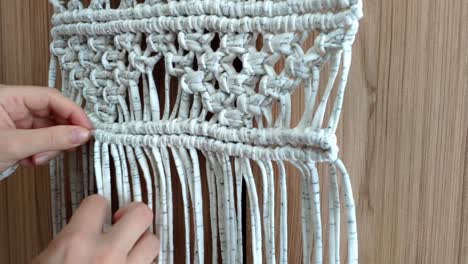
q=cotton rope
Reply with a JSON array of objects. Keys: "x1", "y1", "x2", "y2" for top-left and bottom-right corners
[{"x1": 44, "y1": 0, "x2": 362, "y2": 262}]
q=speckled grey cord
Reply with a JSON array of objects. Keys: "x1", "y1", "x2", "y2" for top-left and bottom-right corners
[{"x1": 47, "y1": 0, "x2": 362, "y2": 263}]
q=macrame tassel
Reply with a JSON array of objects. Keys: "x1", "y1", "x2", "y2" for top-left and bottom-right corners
[
  {"x1": 59, "y1": 153, "x2": 66, "y2": 229},
  {"x1": 159, "y1": 147, "x2": 174, "y2": 264},
  {"x1": 234, "y1": 158, "x2": 244, "y2": 263},
  {"x1": 328, "y1": 163, "x2": 341, "y2": 264},
  {"x1": 150, "y1": 147, "x2": 169, "y2": 264},
  {"x1": 100, "y1": 143, "x2": 113, "y2": 228},
  {"x1": 117, "y1": 144, "x2": 132, "y2": 205},
  {"x1": 170, "y1": 147, "x2": 191, "y2": 264},
  {"x1": 88, "y1": 141, "x2": 95, "y2": 195},
  {"x1": 69, "y1": 151, "x2": 78, "y2": 212},
  {"x1": 205, "y1": 152, "x2": 219, "y2": 264},
  {"x1": 242, "y1": 158, "x2": 262, "y2": 264},
  {"x1": 110, "y1": 144, "x2": 125, "y2": 207},
  {"x1": 256, "y1": 159, "x2": 276, "y2": 264},
  {"x1": 219, "y1": 153, "x2": 238, "y2": 264},
  {"x1": 292, "y1": 161, "x2": 312, "y2": 264},
  {"x1": 277, "y1": 160, "x2": 288, "y2": 264},
  {"x1": 125, "y1": 146, "x2": 143, "y2": 202},
  {"x1": 143, "y1": 147, "x2": 159, "y2": 231},
  {"x1": 93, "y1": 141, "x2": 105, "y2": 203},
  {"x1": 307, "y1": 162, "x2": 323, "y2": 264},
  {"x1": 334, "y1": 159, "x2": 358, "y2": 264},
  {"x1": 49, "y1": 159, "x2": 59, "y2": 235},
  {"x1": 207, "y1": 154, "x2": 227, "y2": 262},
  {"x1": 189, "y1": 148, "x2": 205, "y2": 263},
  {"x1": 134, "y1": 147, "x2": 154, "y2": 215},
  {"x1": 82, "y1": 144, "x2": 89, "y2": 197}
]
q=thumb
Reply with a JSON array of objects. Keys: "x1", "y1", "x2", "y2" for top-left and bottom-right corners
[{"x1": 3, "y1": 126, "x2": 91, "y2": 160}]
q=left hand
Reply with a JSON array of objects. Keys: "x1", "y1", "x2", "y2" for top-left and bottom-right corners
[{"x1": 0, "y1": 85, "x2": 93, "y2": 173}]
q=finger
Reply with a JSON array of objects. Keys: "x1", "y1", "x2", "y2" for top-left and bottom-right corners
[
  {"x1": 13, "y1": 117, "x2": 56, "y2": 130},
  {"x1": 105, "y1": 202, "x2": 153, "y2": 252},
  {"x1": 32, "y1": 117, "x2": 56, "y2": 129},
  {"x1": 19, "y1": 158, "x2": 34, "y2": 167},
  {"x1": 52, "y1": 116, "x2": 71, "y2": 126},
  {"x1": 112, "y1": 202, "x2": 140, "y2": 223},
  {"x1": 31, "y1": 151, "x2": 61, "y2": 165},
  {"x1": 36, "y1": 88, "x2": 92, "y2": 128},
  {"x1": 3, "y1": 126, "x2": 91, "y2": 160},
  {"x1": 65, "y1": 194, "x2": 108, "y2": 234},
  {"x1": 127, "y1": 231, "x2": 160, "y2": 264},
  {"x1": 5, "y1": 86, "x2": 93, "y2": 129}
]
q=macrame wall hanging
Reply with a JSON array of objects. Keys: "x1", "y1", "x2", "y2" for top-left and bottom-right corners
[{"x1": 47, "y1": 0, "x2": 363, "y2": 263}]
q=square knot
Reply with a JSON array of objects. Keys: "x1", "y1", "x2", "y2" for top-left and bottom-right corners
[
  {"x1": 286, "y1": 50, "x2": 328, "y2": 78},
  {"x1": 237, "y1": 93, "x2": 268, "y2": 116},
  {"x1": 67, "y1": 36, "x2": 85, "y2": 52},
  {"x1": 199, "y1": 51, "x2": 225, "y2": 75},
  {"x1": 114, "y1": 69, "x2": 141, "y2": 86},
  {"x1": 147, "y1": 33, "x2": 177, "y2": 53},
  {"x1": 264, "y1": 33, "x2": 300, "y2": 55},
  {"x1": 241, "y1": 51, "x2": 275, "y2": 75},
  {"x1": 87, "y1": 37, "x2": 111, "y2": 53},
  {"x1": 219, "y1": 109, "x2": 249, "y2": 128},
  {"x1": 129, "y1": 51, "x2": 160, "y2": 73},
  {"x1": 165, "y1": 52, "x2": 195, "y2": 76},
  {"x1": 221, "y1": 33, "x2": 252, "y2": 54},
  {"x1": 69, "y1": 68, "x2": 87, "y2": 90},
  {"x1": 178, "y1": 32, "x2": 216, "y2": 53},
  {"x1": 67, "y1": 0, "x2": 84, "y2": 10},
  {"x1": 50, "y1": 40, "x2": 67, "y2": 57},
  {"x1": 259, "y1": 75, "x2": 300, "y2": 99},
  {"x1": 181, "y1": 71, "x2": 208, "y2": 94},
  {"x1": 59, "y1": 52, "x2": 80, "y2": 71},
  {"x1": 219, "y1": 73, "x2": 251, "y2": 94},
  {"x1": 101, "y1": 50, "x2": 126, "y2": 70},
  {"x1": 114, "y1": 33, "x2": 140, "y2": 51}
]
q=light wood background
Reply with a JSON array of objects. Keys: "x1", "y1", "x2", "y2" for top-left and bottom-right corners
[{"x1": 0, "y1": 0, "x2": 467, "y2": 263}]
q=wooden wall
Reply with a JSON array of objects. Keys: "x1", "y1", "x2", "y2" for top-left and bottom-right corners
[{"x1": 0, "y1": 0, "x2": 467, "y2": 263}]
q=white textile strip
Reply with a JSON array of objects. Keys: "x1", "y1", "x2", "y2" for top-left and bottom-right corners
[{"x1": 48, "y1": 0, "x2": 362, "y2": 263}]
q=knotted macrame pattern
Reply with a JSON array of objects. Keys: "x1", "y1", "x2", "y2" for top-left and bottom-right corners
[{"x1": 48, "y1": 0, "x2": 363, "y2": 263}]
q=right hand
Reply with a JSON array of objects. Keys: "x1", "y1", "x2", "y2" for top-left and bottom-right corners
[{"x1": 33, "y1": 195, "x2": 160, "y2": 264}]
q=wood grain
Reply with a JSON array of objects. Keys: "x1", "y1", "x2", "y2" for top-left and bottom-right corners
[
  {"x1": 0, "y1": 1, "x2": 54, "y2": 263},
  {"x1": 0, "y1": 0, "x2": 467, "y2": 263}
]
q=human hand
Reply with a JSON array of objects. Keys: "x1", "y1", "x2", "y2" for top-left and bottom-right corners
[
  {"x1": 33, "y1": 195, "x2": 160, "y2": 264},
  {"x1": 0, "y1": 85, "x2": 93, "y2": 174}
]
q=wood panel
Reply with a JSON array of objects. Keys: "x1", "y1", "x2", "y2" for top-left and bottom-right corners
[
  {"x1": 0, "y1": 1, "x2": 54, "y2": 263},
  {"x1": 0, "y1": 0, "x2": 467, "y2": 263}
]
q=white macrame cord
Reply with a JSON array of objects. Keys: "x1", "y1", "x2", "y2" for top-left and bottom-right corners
[{"x1": 48, "y1": 0, "x2": 363, "y2": 263}]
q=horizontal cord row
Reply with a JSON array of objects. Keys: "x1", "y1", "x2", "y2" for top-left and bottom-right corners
[
  {"x1": 90, "y1": 116, "x2": 339, "y2": 150},
  {"x1": 93, "y1": 128, "x2": 338, "y2": 162},
  {"x1": 51, "y1": 0, "x2": 362, "y2": 26}
]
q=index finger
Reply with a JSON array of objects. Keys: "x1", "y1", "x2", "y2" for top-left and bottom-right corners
[
  {"x1": 64, "y1": 195, "x2": 108, "y2": 234},
  {"x1": 11, "y1": 86, "x2": 92, "y2": 129},
  {"x1": 105, "y1": 202, "x2": 153, "y2": 252}
]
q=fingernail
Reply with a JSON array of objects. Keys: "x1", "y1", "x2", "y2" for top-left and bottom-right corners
[
  {"x1": 35, "y1": 153, "x2": 51, "y2": 165},
  {"x1": 71, "y1": 128, "x2": 91, "y2": 145}
]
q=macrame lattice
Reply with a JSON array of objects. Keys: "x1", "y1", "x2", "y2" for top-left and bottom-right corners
[{"x1": 48, "y1": 0, "x2": 363, "y2": 263}]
